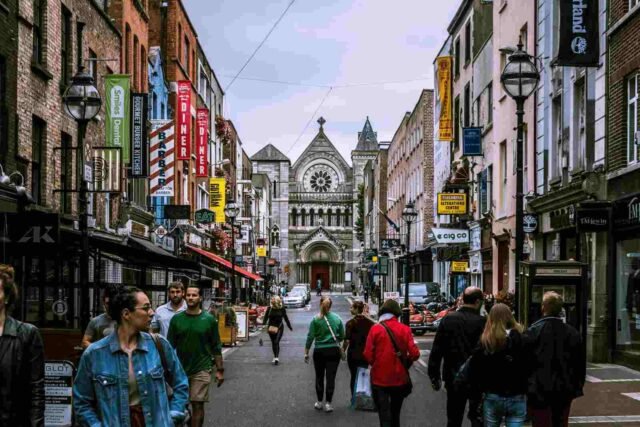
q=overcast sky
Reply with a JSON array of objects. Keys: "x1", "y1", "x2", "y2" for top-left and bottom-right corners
[{"x1": 185, "y1": 0, "x2": 460, "y2": 165}]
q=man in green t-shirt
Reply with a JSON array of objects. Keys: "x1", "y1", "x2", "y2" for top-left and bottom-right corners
[{"x1": 168, "y1": 285, "x2": 224, "y2": 427}]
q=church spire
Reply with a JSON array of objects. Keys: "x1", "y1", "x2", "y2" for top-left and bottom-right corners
[{"x1": 355, "y1": 116, "x2": 378, "y2": 151}]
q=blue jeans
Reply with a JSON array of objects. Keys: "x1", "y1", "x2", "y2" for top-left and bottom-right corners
[{"x1": 483, "y1": 393, "x2": 527, "y2": 427}]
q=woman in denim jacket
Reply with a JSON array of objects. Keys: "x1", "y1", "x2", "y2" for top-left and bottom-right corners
[{"x1": 73, "y1": 286, "x2": 189, "y2": 427}]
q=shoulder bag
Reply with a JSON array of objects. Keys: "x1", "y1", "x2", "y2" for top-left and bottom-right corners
[
  {"x1": 151, "y1": 334, "x2": 190, "y2": 427},
  {"x1": 266, "y1": 308, "x2": 282, "y2": 334},
  {"x1": 324, "y1": 316, "x2": 347, "y2": 361},
  {"x1": 380, "y1": 322, "x2": 413, "y2": 397}
]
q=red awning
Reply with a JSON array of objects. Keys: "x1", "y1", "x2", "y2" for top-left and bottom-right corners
[{"x1": 187, "y1": 245, "x2": 263, "y2": 281}]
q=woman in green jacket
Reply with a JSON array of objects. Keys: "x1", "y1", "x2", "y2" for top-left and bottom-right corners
[{"x1": 304, "y1": 297, "x2": 345, "y2": 413}]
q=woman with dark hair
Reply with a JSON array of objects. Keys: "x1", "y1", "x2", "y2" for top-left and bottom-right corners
[
  {"x1": 263, "y1": 295, "x2": 292, "y2": 365},
  {"x1": 0, "y1": 268, "x2": 45, "y2": 427},
  {"x1": 73, "y1": 286, "x2": 189, "y2": 427},
  {"x1": 342, "y1": 300, "x2": 375, "y2": 398}
]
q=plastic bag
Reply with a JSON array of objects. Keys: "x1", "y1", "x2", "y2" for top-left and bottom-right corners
[{"x1": 353, "y1": 367, "x2": 376, "y2": 411}]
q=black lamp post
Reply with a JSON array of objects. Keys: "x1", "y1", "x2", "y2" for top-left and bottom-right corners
[
  {"x1": 401, "y1": 200, "x2": 418, "y2": 325},
  {"x1": 63, "y1": 69, "x2": 102, "y2": 331},
  {"x1": 224, "y1": 201, "x2": 240, "y2": 303},
  {"x1": 500, "y1": 39, "x2": 539, "y2": 318}
]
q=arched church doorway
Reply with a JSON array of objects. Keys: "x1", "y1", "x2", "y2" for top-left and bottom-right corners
[
  {"x1": 305, "y1": 244, "x2": 337, "y2": 290},
  {"x1": 312, "y1": 263, "x2": 330, "y2": 290}
]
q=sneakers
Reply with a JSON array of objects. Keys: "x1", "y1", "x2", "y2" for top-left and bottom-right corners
[
  {"x1": 324, "y1": 403, "x2": 334, "y2": 413},
  {"x1": 274, "y1": 357, "x2": 279, "y2": 365},
  {"x1": 314, "y1": 401, "x2": 323, "y2": 410}
]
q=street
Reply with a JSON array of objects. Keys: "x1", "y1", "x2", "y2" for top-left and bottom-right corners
[{"x1": 206, "y1": 294, "x2": 447, "y2": 426}]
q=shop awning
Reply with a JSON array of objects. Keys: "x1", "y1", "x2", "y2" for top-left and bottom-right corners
[{"x1": 187, "y1": 245, "x2": 263, "y2": 281}]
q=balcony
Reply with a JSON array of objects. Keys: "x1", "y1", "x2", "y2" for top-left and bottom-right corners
[{"x1": 289, "y1": 192, "x2": 354, "y2": 203}]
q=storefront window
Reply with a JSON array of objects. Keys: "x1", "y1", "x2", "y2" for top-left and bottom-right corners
[{"x1": 616, "y1": 239, "x2": 640, "y2": 352}]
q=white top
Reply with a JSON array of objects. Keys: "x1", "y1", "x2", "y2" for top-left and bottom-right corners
[{"x1": 151, "y1": 300, "x2": 187, "y2": 337}]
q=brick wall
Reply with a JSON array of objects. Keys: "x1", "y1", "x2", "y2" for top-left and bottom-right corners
[
  {"x1": 108, "y1": 0, "x2": 149, "y2": 92},
  {"x1": 0, "y1": 0, "x2": 18, "y2": 171}
]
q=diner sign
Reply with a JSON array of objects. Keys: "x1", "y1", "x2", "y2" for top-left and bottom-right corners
[
  {"x1": 176, "y1": 81, "x2": 191, "y2": 160},
  {"x1": 196, "y1": 108, "x2": 209, "y2": 177}
]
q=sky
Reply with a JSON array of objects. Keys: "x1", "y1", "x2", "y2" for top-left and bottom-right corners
[{"x1": 184, "y1": 0, "x2": 460, "y2": 165}]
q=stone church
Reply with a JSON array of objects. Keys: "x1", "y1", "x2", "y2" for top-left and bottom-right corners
[{"x1": 251, "y1": 117, "x2": 379, "y2": 290}]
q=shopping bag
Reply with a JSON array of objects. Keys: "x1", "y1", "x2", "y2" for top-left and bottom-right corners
[{"x1": 352, "y1": 367, "x2": 376, "y2": 411}]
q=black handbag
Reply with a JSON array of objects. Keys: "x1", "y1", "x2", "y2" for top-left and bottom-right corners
[{"x1": 380, "y1": 322, "x2": 413, "y2": 397}]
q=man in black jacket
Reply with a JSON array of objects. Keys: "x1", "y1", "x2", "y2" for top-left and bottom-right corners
[
  {"x1": 528, "y1": 291, "x2": 585, "y2": 427},
  {"x1": 428, "y1": 287, "x2": 485, "y2": 427}
]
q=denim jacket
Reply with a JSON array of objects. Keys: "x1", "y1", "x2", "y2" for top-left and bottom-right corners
[{"x1": 73, "y1": 331, "x2": 189, "y2": 427}]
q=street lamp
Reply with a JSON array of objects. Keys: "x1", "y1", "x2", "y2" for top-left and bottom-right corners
[
  {"x1": 224, "y1": 201, "x2": 240, "y2": 303},
  {"x1": 500, "y1": 38, "x2": 539, "y2": 318},
  {"x1": 401, "y1": 200, "x2": 418, "y2": 325},
  {"x1": 63, "y1": 68, "x2": 102, "y2": 331}
]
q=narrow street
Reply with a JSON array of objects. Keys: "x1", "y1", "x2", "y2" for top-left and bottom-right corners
[{"x1": 206, "y1": 294, "x2": 448, "y2": 426}]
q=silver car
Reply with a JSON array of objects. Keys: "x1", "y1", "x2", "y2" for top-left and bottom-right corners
[
  {"x1": 283, "y1": 289, "x2": 307, "y2": 308},
  {"x1": 292, "y1": 285, "x2": 311, "y2": 304}
]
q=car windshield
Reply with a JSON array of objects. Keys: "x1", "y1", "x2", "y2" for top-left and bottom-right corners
[
  {"x1": 293, "y1": 287, "x2": 306, "y2": 293},
  {"x1": 289, "y1": 290, "x2": 305, "y2": 297}
]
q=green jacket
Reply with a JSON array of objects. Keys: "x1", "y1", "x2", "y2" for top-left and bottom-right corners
[{"x1": 305, "y1": 312, "x2": 344, "y2": 350}]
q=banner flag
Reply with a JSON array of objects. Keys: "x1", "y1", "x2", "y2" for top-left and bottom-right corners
[
  {"x1": 149, "y1": 120, "x2": 175, "y2": 197},
  {"x1": 209, "y1": 177, "x2": 226, "y2": 223},
  {"x1": 105, "y1": 75, "x2": 131, "y2": 162},
  {"x1": 196, "y1": 108, "x2": 209, "y2": 177},
  {"x1": 556, "y1": 0, "x2": 599, "y2": 67},
  {"x1": 131, "y1": 93, "x2": 149, "y2": 177},
  {"x1": 176, "y1": 81, "x2": 191, "y2": 160},
  {"x1": 436, "y1": 57, "x2": 453, "y2": 141}
]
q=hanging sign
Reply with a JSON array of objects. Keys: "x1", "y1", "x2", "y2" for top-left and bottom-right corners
[
  {"x1": 381, "y1": 239, "x2": 401, "y2": 251},
  {"x1": 105, "y1": 75, "x2": 131, "y2": 162},
  {"x1": 462, "y1": 127, "x2": 482, "y2": 156},
  {"x1": 195, "y1": 208, "x2": 216, "y2": 224},
  {"x1": 257, "y1": 246, "x2": 267, "y2": 257},
  {"x1": 164, "y1": 205, "x2": 190, "y2": 220},
  {"x1": 523, "y1": 214, "x2": 539, "y2": 234},
  {"x1": 176, "y1": 81, "x2": 191, "y2": 160},
  {"x1": 149, "y1": 120, "x2": 175, "y2": 197},
  {"x1": 451, "y1": 261, "x2": 469, "y2": 273},
  {"x1": 196, "y1": 108, "x2": 209, "y2": 177},
  {"x1": 556, "y1": 0, "x2": 599, "y2": 67},
  {"x1": 209, "y1": 177, "x2": 226, "y2": 223},
  {"x1": 130, "y1": 93, "x2": 149, "y2": 177},
  {"x1": 91, "y1": 147, "x2": 121, "y2": 192},
  {"x1": 575, "y1": 207, "x2": 609, "y2": 232},
  {"x1": 437, "y1": 193, "x2": 467, "y2": 215},
  {"x1": 432, "y1": 227, "x2": 470, "y2": 244},
  {"x1": 436, "y1": 56, "x2": 453, "y2": 141}
]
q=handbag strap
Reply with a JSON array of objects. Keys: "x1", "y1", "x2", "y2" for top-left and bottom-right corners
[
  {"x1": 151, "y1": 333, "x2": 173, "y2": 385},
  {"x1": 380, "y1": 321, "x2": 410, "y2": 374},
  {"x1": 323, "y1": 316, "x2": 340, "y2": 348}
]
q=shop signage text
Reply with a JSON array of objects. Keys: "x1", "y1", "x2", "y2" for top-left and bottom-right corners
[
  {"x1": 257, "y1": 246, "x2": 267, "y2": 257},
  {"x1": 209, "y1": 177, "x2": 226, "y2": 224},
  {"x1": 45, "y1": 361, "x2": 74, "y2": 427},
  {"x1": 196, "y1": 108, "x2": 208, "y2": 177},
  {"x1": 130, "y1": 93, "x2": 148, "y2": 177},
  {"x1": 462, "y1": 127, "x2": 482, "y2": 156},
  {"x1": 556, "y1": 0, "x2": 599, "y2": 67},
  {"x1": 576, "y1": 207, "x2": 609, "y2": 232},
  {"x1": 614, "y1": 196, "x2": 640, "y2": 230},
  {"x1": 176, "y1": 81, "x2": 191, "y2": 160},
  {"x1": 437, "y1": 193, "x2": 467, "y2": 215},
  {"x1": 106, "y1": 75, "x2": 131, "y2": 162},
  {"x1": 432, "y1": 227, "x2": 469, "y2": 244},
  {"x1": 451, "y1": 261, "x2": 469, "y2": 273},
  {"x1": 381, "y1": 238, "x2": 401, "y2": 251},
  {"x1": 149, "y1": 120, "x2": 175, "y2": 196},
  {"x1": 523, "y1": 214, "x2": 538, "y2": 234},
  {"x1": 195, "y1": 209, "x2": 215, "y2": 224},
  {"x1": 436, "y1": 56, "x2": 453, "y2": 141}
]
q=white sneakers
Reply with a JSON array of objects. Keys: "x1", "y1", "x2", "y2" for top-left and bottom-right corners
[
  {"x1": 314, "y1": 401, "x2": 334, "y2": 412},
  {"x1": 274, "y1": 357, "x2": 279, "y2": 365},
  {"x1": 314, "y1": 401, "x2": 323, "y2": 410},
  {"x1": 324, "y1": 403, "x2": 334, "y2": 412}
]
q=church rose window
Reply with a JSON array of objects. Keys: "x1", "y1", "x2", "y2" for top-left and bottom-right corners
[{"x1": 303, "y1": 164, "x2": 339, "y2": 192}]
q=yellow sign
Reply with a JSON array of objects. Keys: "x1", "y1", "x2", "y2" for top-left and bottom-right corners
[
  {"x1": 257, "y1": 246, "x2": 267, "y2": 257},
  {"x1": 437, "y1": 193, "x2": 467, "y2": 215},
  {"x1": 208, "y1": 177, "x2": 226, "y2": 223},
  {"x1": 451, "y1": 261, "x2": 469, "y2": 273},
  {"x1": 436, "y1": 56, "x2": 453, "y2": 141},
  {"x1": 372, "y1": 256, "x2": 378, "y2": 263}
]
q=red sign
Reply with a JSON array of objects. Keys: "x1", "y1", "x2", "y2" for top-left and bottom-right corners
[
  {"x1": 176, "y1": 81, "x2": 191, "y2": 160},
  {"x1": 196, "y1": 108, "x2": 208, "y2": 177}
]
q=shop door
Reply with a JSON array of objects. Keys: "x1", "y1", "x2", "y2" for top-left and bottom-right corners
[
  {"x1": 498, "y1": 240, "x2": 509, "y2": 291},
  {"x1": 311, "y1": 263, "x2": 330, "y2": 290}
]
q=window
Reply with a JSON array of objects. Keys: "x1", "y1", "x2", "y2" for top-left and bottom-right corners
[
  {"x1": 632, "y1": 0, "x2": 640, "y2": 9},
  {"x1": 61, "y1": 7, "x2": 72, "y2": 85},
  {"x1": 291, "y1": 209, "x2": 297, "y2": 226},
  {"x1": 628, "y1": 74, "x2": 639, "y2": 164},
  {"x1": 32, "y1": 0, "x2": 45, "y2": 64},
  {"x1": 500, "y1": 141, "x2": 507, "y2": 214},
  {"x1": 60, "y1": 132, "x2": 72, "y2": 214},
  {"x1": 32, "y1": 116, "x2": 46, "y2": 205},
  {"x1": 125, "y1": 25, "x2": 131, "y2": 74},
  {"x1": 454, "y1": 95, "x2": 460, "y2": 148},
  {"x1": 0, "y1": 56, "x2": 7, "y2": 157},
  {"x1": 88, "y1": 50, "x2": 97, "y2": 82},
  {"x1": 464, "y1": 83, "x2": 470, "y2": 127},
  {"x1": 133, "y1": 36, "x2": 139, "y2": 89},
  {"x1": 487, "y1": 82, "x2": 493, "y2": 124},
  {"x1": 76, "y1": 22, "x2": 84, "y2": 73},
  {"x1": 184, "y1": 37, "x2": 190, "y2": 72},
  {"x1": 454, "y1": 38, "x2": 460, "y2": 77},
  {"x1": 464, "y1": 21, "x2": 471, "y2": 64}
]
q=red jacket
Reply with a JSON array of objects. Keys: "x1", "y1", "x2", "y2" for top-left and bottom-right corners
[{"x1": 364, "y1": 317, "x2": 420, "y2": 387}]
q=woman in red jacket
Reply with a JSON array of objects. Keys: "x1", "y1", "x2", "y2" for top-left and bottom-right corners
[{"x1": 364, "y1": 299, "x2": 420, "y2": 427}]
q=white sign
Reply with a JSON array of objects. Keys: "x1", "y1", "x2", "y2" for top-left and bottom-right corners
[
  {"x1": 384, "y1": 292, "x2": 400, "y2": 302},
  {"x1": 45, "y1": 361, "x2": 74, "y2": 427},
  {"x1": 432, "y1": 227, "x2": 470, "y2": 244},
  {"x1": 237, "y1": 225, "x2": 250, "y2": 244},
  {"x1": 51, "y1": 300, "x2": 68, "y2": 317}
]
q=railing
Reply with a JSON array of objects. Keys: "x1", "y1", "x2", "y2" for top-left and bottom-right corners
[{"x1": 289, "y1": 192, "x2": 354, "y2": 202}]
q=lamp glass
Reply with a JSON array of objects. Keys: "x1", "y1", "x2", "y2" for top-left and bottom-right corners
[
  {"x1": 63, "y1": 71, "x2": 102, "y2": 121},
  {"x1": 224, "y1": 202, "x2": 240, "y2": 219},
  {"x1": 402, "y1": 201, "x2": 418, "y2": 222},
  {"x1": 501, "y1": 53, "x2": 539, "y2": 100}
]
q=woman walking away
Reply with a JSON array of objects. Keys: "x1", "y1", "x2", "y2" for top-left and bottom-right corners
[
  {"x1": 342, "y1": 300, "x2": 375, "y2": 398},
  {"x1": 304, "y1": 297, "x2": 345, "y2": 413},
  {"x1": 364, "y1": 299, "x2": 420, "y2": 427},
  {"x1": 467, "y1": 303, "x2": 529, "y2": 427},
  {"x1": 263, "y1": 296, "x2": 292, "y2": 365}
]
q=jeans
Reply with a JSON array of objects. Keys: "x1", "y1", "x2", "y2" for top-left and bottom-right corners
[
  {"x1": 445, "y1": 386, "x2": 483, "y2": 427},
  {"x1": 313, "y1": 347, "x2": 341, "y2": 402},
  {"x1": 348, "y1": 357, "x2": 368, "y2": 397},
  {"x1": 530, "y1": 399, "x2": 573, "y2": 427},
  {"x1": 268, "y1": 325, "x2": 283, "y2": 357},
  {"x1": 372, "y1": 385, "x2": 407, "y2": 427},
  {"x1": 483, "y1": 393, "x2": 527, "y2": 427}
]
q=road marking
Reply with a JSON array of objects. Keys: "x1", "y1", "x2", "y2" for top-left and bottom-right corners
[
  {"x1": 622, "y1": 392, "x2": 640, "y2": 401},
  {"x1": 585, "y1": 375, "x2": 603, "y2": 383},
  {"x1": 569, "y1": 415, "x2": 640, "y2": 423}
]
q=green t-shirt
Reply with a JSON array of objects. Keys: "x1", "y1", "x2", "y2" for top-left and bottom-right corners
[
  {"x1": 305, "y1": 312, "x2": 344, "y2": 350},
  {"x1": 167, "y1": 310, "x2": 222, "y2": 376}
]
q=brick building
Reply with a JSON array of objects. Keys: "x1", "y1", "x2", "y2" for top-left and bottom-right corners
[{"x1": 0, "y1": 0, "x2": 18, "y2": 172}]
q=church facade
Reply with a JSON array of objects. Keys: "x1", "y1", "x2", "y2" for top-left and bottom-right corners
[{"x1": 251, "y1": 117, "x2": 379, "y2": 290}]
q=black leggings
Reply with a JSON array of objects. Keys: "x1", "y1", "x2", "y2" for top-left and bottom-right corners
[
  {"x1": 268, "y1": 325, "x2": 283, "y2": 357},
  {"x1": 313, "y1": 347, "x2": 341, "y2": 402},
  {"x1": 372, "y1": 385, "x2": 407, "y2": 427}
]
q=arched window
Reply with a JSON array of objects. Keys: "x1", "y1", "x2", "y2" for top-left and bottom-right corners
[
  {"x1": 301, "y1": 209, "x2": 306, "y2": 226},
  {"x1": 318, "y1": 209, "x2": 324, "y2": 225},
  {"x1": 291, "y1": 209, "x2": 297, "y2": 226},
  {"x1": 271, "y1": 225, "x2": 280, "y2": 247},
  {"x1": 327, "y1": 209, "x2": 332, "y2": 226},
  {"x1": 335, "y1": 209, "x2": 341, "y2": 227},
  {"x1": 344, "y1": 209, "x2": 349, "y2": 226},
  {"x1": 310, "y1": 209, "x2": 315, "y2": 226}
]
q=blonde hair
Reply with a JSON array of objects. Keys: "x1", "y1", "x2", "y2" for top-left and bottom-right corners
[
  {"x1": 480, "y1": 303, "x2": 523, "y2": 354},
  {"x1": 270, "y1": 296, "x2": 283, "y2": 309},
  {"x1": 319, "y1": 296, "x2": 332, "y2": 317},
  {"x1": 542, "y1": 291, "x2": 563, "y2": 317}
]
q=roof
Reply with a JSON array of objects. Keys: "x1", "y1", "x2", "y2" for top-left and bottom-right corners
[
  {"x1": 354, "y1": 116, "x2": 379, "y2": 151},
  {"x1": 251, "y1": 144, "x2": 290, "y2": 162}
]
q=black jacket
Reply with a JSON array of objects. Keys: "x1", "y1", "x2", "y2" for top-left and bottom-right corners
[
  {"x1": 428, "y1": 307, "x2": 486, "y2": 386},
  {"x1": 0, "y1": 316, "x2": 45, "y2": 427},
  {"x1": 527, "y1": 316, "x2": 585, "y2": 405},
  {"x1": 263, "y1": 307, "x2": 292, "y2": 330}
]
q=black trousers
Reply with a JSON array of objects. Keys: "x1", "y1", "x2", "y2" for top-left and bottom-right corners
[
  {"x1": 268, "y1": 325, "x2": 283, "y2": 357},
  {"x1": 372, "y1": 385, "x2": 407, "y2": 427},
  {"x1": 348, "y1": 357, "x2": 368, "y2": 397},
  {"x1": 313, "y1": 347, "x2": 341, "y2": 402},
  {"x1": 445, "y1": 386, "x2": 483, "y2": 427}
]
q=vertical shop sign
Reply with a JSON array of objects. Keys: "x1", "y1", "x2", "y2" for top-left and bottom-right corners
[
  {"x1": 209, "y1": 177, "x2": 226, "y2": 223},
  {"x1": 196, "y1": 108, "x2": 209, "y2": 177},
  {"x1": 556, "y1": 0, "x2": 599, "y2": 66},
  {"x1": 149, "y1": 120, "x2": 175, "y2": 197},
  {"x1": 105, "y1": 75, "x2": 131, "y2": 162},
  {"x1": 436, "y1": 56, "x2": 453, "y2": 141},
  {"x1": 176, "y1": 81, "x2": 191, "y2": 160},
  {"x1": 130, "y1": 93, "x2": 148, "y2": 177}
]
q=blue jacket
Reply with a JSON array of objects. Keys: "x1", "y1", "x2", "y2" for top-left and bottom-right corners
[{"x1": 73, "y1": 331, "x2": 189, "y2": 427}]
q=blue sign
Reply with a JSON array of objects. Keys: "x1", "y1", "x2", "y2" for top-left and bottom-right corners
[{"x1": 462, "y1": 127, "x2": 483, "y2": 156}]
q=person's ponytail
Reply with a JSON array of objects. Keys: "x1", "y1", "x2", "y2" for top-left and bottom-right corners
[{"x1": 319, "y1": 297, "x2": 332, "y2": 317}]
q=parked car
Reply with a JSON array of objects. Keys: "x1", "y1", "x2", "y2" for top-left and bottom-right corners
[
  {"x1": 292, "y1": 284, "x2": 311, "y2": 304},
  {"x1": 399, "y1": 282, "x2": 441, "y2": 305},
  {"x1": 283, "y1": 288, "x2": 307, "y2": 308}
]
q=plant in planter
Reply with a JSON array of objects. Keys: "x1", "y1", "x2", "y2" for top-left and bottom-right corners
[
  {"x1": 211, "y1": 228, "x2": 232, "y2": 254},
  {"x1": 215, "y1": 115, "x2": 231, "y2": 145}
]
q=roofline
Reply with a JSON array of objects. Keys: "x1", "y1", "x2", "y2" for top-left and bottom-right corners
[
  {"x1": 390, "y1": 112, "x2": 411, "y2": 144},
  {"x1": 177, "y1": 0, "x2": 200, "y2": 42},
  {"x1": 409, "y1": 89, "x2": 434, "y2": 120},
  {"x1": 447, "y1": 0, "x2": 473, "y2": 34}
]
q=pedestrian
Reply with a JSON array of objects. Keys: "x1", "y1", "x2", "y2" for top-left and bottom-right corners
[
  {"x1": 304, "y1": 296, "x2": 345, "y2": 413},
  {"x1": 466, "y1": 303, "x2": 529, "y2": 427},
  {"x1": 0, "y1": 268, "x2": 45, "y2": 427},
  {"x1": 428, "y1": 286, "x2": 486, "y2": 427},
  {"x1": 151, "y1": 281, "x2": 187, "y2": 337},
  {"x1": 364, "y1": 287, "x2": 369, "y2": 303},
  {"x1": 73, "y1": 286, "x2": 189, "y2": 427},
  {"x1": 527, "y1": 291, "x2": 585, "y2": 427},
  {"x1": 81, "y1": 283, "x2": 117, "y2": 349},
  {"x1": 342, "y1": 300, "x2": 375, "y2": 398},
  {"x1": 263, "y1": 295, "x2": 293, "y2": 365},
  {"x1": 168, "y1": 285, "x2": 225, "y2": 427},
  {"x1": 316, "y1": 276, "x2": 322, "y2": 296},
  {"x1": 364, "y1": 299, "x2": 420, "y2": 427}
]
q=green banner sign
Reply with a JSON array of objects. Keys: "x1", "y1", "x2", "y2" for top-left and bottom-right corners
[{"x1": 105, "y1": 75, "x2": 131, "y2": 162}]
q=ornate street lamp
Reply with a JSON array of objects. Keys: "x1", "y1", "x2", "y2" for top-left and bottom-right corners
[
  {"x1": 401, "y1": 200, "x2": 418, "y2": 325},
  {"x1": 63, "y1": 69, "x2": 102, "y2": 331},
  {"x1": 224, "y1": 201, "x2": 240, "y2": 303},
  {"x1": 500, "y1": 39, "x2": 540, "y2": 318}
]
